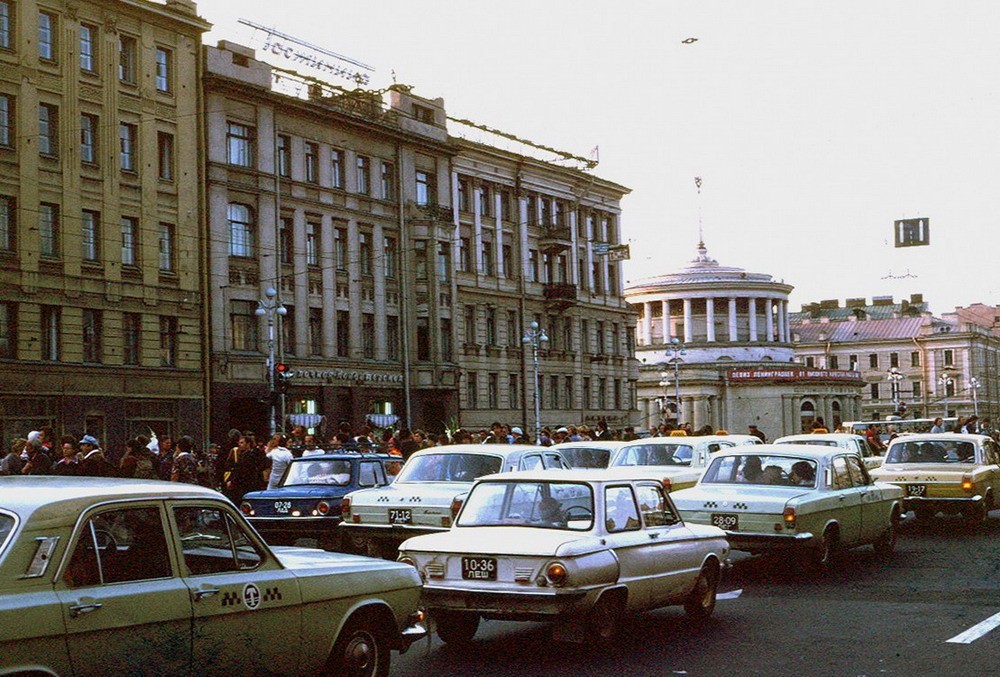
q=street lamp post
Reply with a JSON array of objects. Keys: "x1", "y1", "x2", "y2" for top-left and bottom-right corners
[
  {"x1": 256, "y1": 287, "x2": 287, "y2": 436},
  {"x1": 886, "y1": 367, "x2": 904, "y2": 415},
  {"x1": 522, "y1": 321, "x2": 548, "y2": 443},
  {"x1": 969, "y1": 376, "x2": 981, "y2": 418},
  {"x1": 663, "y1": 338, "x2": 686, "y2": 424},
  {"x1": 658, "y1": 373, "x2": 671, "y2": 425},
  {"x1": 938, "y1": 373, "x2": 954, "y2": 420}
]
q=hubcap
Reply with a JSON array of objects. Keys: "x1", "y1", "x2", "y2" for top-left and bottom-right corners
[{"x1": 345, "y1": 634, "x2": 375, "y2": 674}]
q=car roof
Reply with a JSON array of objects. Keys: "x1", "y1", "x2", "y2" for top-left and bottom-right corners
[
  {"x1": 0, "y1": 476, "x2": 221, "y2": 523},
  {"x1": 293, "y1": 451, "x2": 397, "y2": 461},
  {"x1": 887, "y1": 433, "x2": 989, "y2": 444},
  {"x1": 775, "y1": 433, "x2": 864, "y2": 442},
  {"x1": 409, "y1": 444, "x2": 551, "y2": 458},
  {"x1": 551, "y1": 441, "x2": 628, "y2": 451},
  {"x1": 709, "y1": 443, "x2": 849, "y2": 461},
  {"x1": 475, "y1": 468, "x2": 667, "y2": 484}
]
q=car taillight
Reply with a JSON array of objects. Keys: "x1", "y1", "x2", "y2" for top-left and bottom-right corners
[
  {"x1": 545, "y1": 562, "x2": 568, "y2": 586},
  {"x1": 340, "y1": 496, "x2": 351, "y2": 519},
  {"x1": 450, "y1": 496, "x2": 464, "y2": 520},
  {"x1": 398, "y1": 555, "x2": 417, "y2": 568},
  {"x1": 317, "y1": 501, "x2": 330, "y2": 515},
  {"x1": 239, "y1": 502, "x2": 252, "y2": 516},
  {"x1": 783, "y1": 506, "x2": 796, "y2": 529},
  {"x1": 661, "y1": 478, "x2": 672, "y2": 492},
  {"x1": 961, "y1": 475, "x2": 974, "y2": 492}
]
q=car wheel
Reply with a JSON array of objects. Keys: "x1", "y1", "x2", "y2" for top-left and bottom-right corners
[
  {"x1": 873, "y1": 511, "x2": 899, "y2": 558},
  {"x1": 962, "y1": 502, "x2": 988, "y2": 525},
  {"x1": 325, "y1": 616, "x2": 390, "y2": 677},
  {"x1": 684, "y1": 562, "x2": 719, "y2": 621},
  {"x1": 435, "y1": 610, "x2": 480, "y2": 645},
  {"x1": 808, "y1": 527, "x2": 839, "y2": 572},
  {"x1": 587, "y1": 593, "x2": 623, "y2": 647},
  {"x1": 914, "y1": 506, "x2": 936, "y2": 521}
]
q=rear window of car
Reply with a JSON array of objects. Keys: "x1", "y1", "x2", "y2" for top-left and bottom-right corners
[
  {"x1": 776, "y1": 439, "x2": 838, "y2": 447},
  {"x1": 0, "y1": 513, "x2": 15, "y2": 555},
  {"x1": 613, "y1": 443, "x2": 692, "y2": 467},
  {"x1": 283, "y1": 459, "x2": 353, "y2": 486},
  {"x1": 396, "y1": 453, "x2": 502, "y2": 482},
  {"x1": 886, "y1": 440, "x2": 977, "y2": 464},
  {"x1": 702, "y1": 454, "x2": 818, "y2": 488},
  {"x1": 558, "y1": 447, "x2": 611, "y2": 469}
]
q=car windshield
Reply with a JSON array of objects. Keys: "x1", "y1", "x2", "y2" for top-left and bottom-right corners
[
  {"x1": 886, "y1": 440, "x2": 977, "y2": 464},
  {"x1": 457, "y1": 481, "x2": 594, "y2": 531},
  {"x1": 282, "y1": 459, "x2": 353, "y2": 486},
  {"x1": 777, "y1": 439, "x2": 838, "y2": 447},
  {"x1": 702, "y1": 454, "x2": 819, "y2": 488},
  {"x1": 613, "y1": 443, "x2": 693, "y2": 467},
  {"x1": 558, "y1": 447, "x2": 612, "y2": 469},
  {"x1": 0, "y1": 514, "x2": 14, "y2": 554},
  {"x1": 396, "y1": 453, "x2": 503, "y2": 483}
]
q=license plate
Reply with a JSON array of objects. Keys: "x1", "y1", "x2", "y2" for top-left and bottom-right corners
[
  {"x1": 274, "y1": 501, "x2": 291, "y2": 514},
  {"x1": 906, "y1": 484, "x2": 927, "y2": 497},
  {"x1": 711, "y1": 513, "x2": 739, "y2": 530},
  {"x1": 462, "y1": 557, "x2": 497, "y2": 580},
  {"x1": 389, "y1": 508, "x2": 412, "y2": 525}
]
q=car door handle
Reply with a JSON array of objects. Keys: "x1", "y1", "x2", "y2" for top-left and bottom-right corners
[
  {"x1": 649, "y1": 532, "x2": 660, "y2": 539},
  {"x1": 69, "y1": 602, "x2": 103, "y2": 617},
  {"x1": 838, "y1": 494, "x2": 847, "y2": 501},
  {"x1": 194, "y1": 588, "x2": 221, "y2": 601}
]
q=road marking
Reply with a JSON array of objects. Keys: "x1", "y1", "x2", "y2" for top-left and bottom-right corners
[
  {"x1": 946, "y1": 612, "x2": 1000, "y2": 644},
  {"x1": 717, "y1": 589, "x2": 743, "y2": 600}
]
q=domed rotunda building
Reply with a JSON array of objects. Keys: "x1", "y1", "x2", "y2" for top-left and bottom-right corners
[{"x1": 626, "y1": 242, "x2": 863, "y2": 437}]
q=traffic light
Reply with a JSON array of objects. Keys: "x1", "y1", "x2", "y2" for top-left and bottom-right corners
[{"x1": 274, "y1": 363, "x2": 291, "y2": 394}]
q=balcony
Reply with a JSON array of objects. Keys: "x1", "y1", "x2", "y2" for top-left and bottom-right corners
[
  {"x1": 406, "y1": 202, "x2": 454, "y2": 223},
  {"x1": 538, "y1": 226, "x2": 573, "y2": 253},
  {"x1": 543, "y1": 282, "x2": 578, "y2": 309}
]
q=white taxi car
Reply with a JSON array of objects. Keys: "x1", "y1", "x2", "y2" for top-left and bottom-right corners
[
  {"x1": 551, "y1": 440, "x2": 627, "y2": 469},
  {"x1": 774, "y1": 433, "x2": 884, "y2": 470},
  {"x1": 0, "y1": 477, "x2": 425, "y2": 677},
  {"x1": 671, "y1": 445, "x2": 905, "y2": 570},
  {"x1": 398, "y1": 469, "x2": 729, "y2": 645},
  {"x1": 870, "y1": 433, "x2": 1000, "y2": 522},
  {"x1": 607, "y1": 435, "x2": 762, "y2": 492},
  {"x1": 341, "y1": 444, "x2": 568, "y2": 558}
]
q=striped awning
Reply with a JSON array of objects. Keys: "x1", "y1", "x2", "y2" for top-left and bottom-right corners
[
  {"x1": 367, "y1": 413, "x2": 399, "y2": 428},
  {"x1": 287, "y1": 413, "x2": 325, "y2": 428}
]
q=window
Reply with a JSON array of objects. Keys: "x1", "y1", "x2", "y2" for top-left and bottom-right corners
[
  {"x1": 157, "y1": 132, "x2": 173, "y2": 181},
  {"x1": 890, "y1": 352, "x2": 899, "y2": 368},
  {"x1": 415, "y1": 170, "x2": 435, "y2": 206},
  {"x1": 226, "y1": 122, "x2": 254, "y2": 167},
  {"x1": 81, "y1": 210, "x2": 99, "y2": 262},
  {"x1": 39, "y1": 203, "x2": 58, "y2": 258},
  {"x1": 384, "y1": 237, "x2": 397, "y2": 278},
  {"x1": 66, "y1": 507, "x2": 171, "y2": 587},
  {"x1": 158, "y1": 223, "x2": 174, "y2": 271},
  {"x1": 308, "y1": 308, "x2": 322, "y2": 356},
  {"x1": 596, "y1": 321, "x2": 606, "y2": 354},
  {"x1": 481, "y1": 240, "x2": 494, "y2": 276},
  {"x1": 480, "y1": 183, "x2": 492, "y2": 217},
  {"x1": 330, "y1": 149, "x2": 344, "y2": 188},
  {"x1": 119, "y1": 35, "x2": 137, "y2": 83},
  {"x1": 155, "y1": 47, "x2": 171, "y2": 92},
  {"x1": 488, "y1": 373, "x2": 499, "y2": 409},
  {"x1": 358, "y1": 462, "x2": 387, "y2": 488},
  {"x1": 911, "y1": 351, "x2": 920, "y2": 367},
  {"x1": 565, "y1": 376, "x2": 574, "y2": 410},
  {"x1": 849, "y1": 354, "x2": 859, "y2": 370},
  {"x1": 305, "y1": 222, "x2": 318, "y2": 266},
  {"x1": 123, "y1": 312, "x2": 141, "y2": 365},
  {"x1": 605, "y1": 485, "x2": 640, "y2": 532},
  {"x1": 362, "y1": 314, "x2": 375, "y2": 359},
  {"x1": 381, "y1": 161, "x2": 395, "y2": 200},
  {"x1": 414, "y1": 240, "x2": 428, "y2": 280},
  {"x1": 279, "y1": 217, "x2": 293, "y2": 265},
  {"x1": 583, "y1": 377, "x2": 591, "y2": 409},
  {"x1": 598, "y1": 378, "x2": 607, "y2": 409},
  {"x1": 359, "y1": 232, "x2": 372, "y2": 276},
  {"x1": 0, "y1": 93, "x2": 11, "y2": 148},
  {"x1": 549, "y1": 375, "x2": 559, "y2": 409},
  {"x1": 528, "y1": 250, "x2": 539, "y2": 282},
  {"x1": 485, "y1": 307, "x2": 497, "y2": 345},
  {"x1": 387, "y1": 316, "x2": 400, "y2": 361},
  {"x1": 581, "y1": 319, "x2": 590, "y2": 353},
  {"x1": 412, "y1": 103, "x2": 435, "y2": 124},
  {"x1": 0, "y1": 195, "x2": 14, "y2": 251},
  {"x1": 635, "y1": 483, "x2": 676, "y2": 527},
  {"x1": 527, "y1": 195, "x2": 537, "y2": 226},
  {"x1": 119, "y1": 122, "x2": 137, "y2": 171},
  {"x1": 41, "y1": 306, "x2": 60, "y2": 361},
  {"x1": 160, "y1": 316, "x2": 177, "y2": 366},
  {"x1": 173, "y1": 507, "x2": 262, "y2": 575},
  {"x1": 228, "y1": 204, "x2": 254, "y2": 257},
  {"x1": 38, "y1": 12, "x2": 56, "y2": 61},
  {"x1": 945, "y1": 380, "x2": 956, "y2": 398},
  {"x1": 121, "y1": 216, "x2": 138, "y2": 266},
  {"x1": 334, "y1": 226, "x2": 346, "y2": 270},
  {"x1": 416, "y1": 317, "x2": 429, "y2": 361},
  {"x1": 509, "y1": 374, "x2": 519, "y2": 409},
  {"x1": 0, "y1": 2, "x2": 10, "y2": 49},
  {"x1": 829, "y1": 354, "x2": 839, "y2": 369},
  {"x1": 80, "y1": 24, "x2": 96, "y2": 72},
  {"x1": 39, "y1": 104, "x2": 57, "y2": 156},
  {"x1": 614, "y1": 379, "x2": 622, "y2": 410},
  {"x1": 437, "y1": 241, "x2": 451, "y2": 281},
  {"x1": 459, "y1": 237, "x2": 471, "y2": 272},
  {"x1": 336, "y1": 310, "x2": 349, "y2": 357},
  {"x1": 870, "y1": 383, "x2": 880, "y2": 400},
  {"x1": 467, "y1": 372, "x2": 478, "y2": 409},
  {"x1": 0, "y1": 302, "x2": 16, "y2": 359},
  {"x1": 80, "y1": 114, "x2": 97, "y2": 164},
  {"x1": 457, "y1": 177, "x2": 470, "y2": 212},
  {"x1": 507, "y1": 311, "x2": 519, "y2": 348},
  {"x1": 356, "y1": 155, "x2": 370, "y2": 194},
  {"x1": 464, "y1": 305, "x2": 476, "y2": 344},
  {"x1": 502, "y1": 244, "x2": 512, "y2": 278},
  {"x1": 805, "y1": 356, "x2": 815, "y2": 368},
  {"x1": 912, "y1": 380, "x2": 922, "y2": 398},
  {"x1": 82, "y1": 309, "x2": 102, "y2": 363},
  {"x1": 943, "y1": 349, "x2": 953, "y2": 366},
  {"x1": 276, "y1": 134, "x2": 290, "y2": 177},
  {"x1": 440, "y1": 318, "x2": 452, "y2": 362},
  {"x1": 868, "y1": 353, "x2": 878, "y2": 369},
  {"x1": 304, "y1": 142, "x2": 318, "y2": 183}
]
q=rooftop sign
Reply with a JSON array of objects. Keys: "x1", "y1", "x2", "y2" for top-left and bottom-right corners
[
  {"x1": 239, "y1": 19, "x2": 374, "y2": 85},
  {"x1": 727, "y1": 369, "x2": 863, "y2": 383}
]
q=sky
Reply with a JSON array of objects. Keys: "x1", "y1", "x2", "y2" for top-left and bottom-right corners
[{"x1": 202, "y1": 0, "x2": 1000, "y2": 315}]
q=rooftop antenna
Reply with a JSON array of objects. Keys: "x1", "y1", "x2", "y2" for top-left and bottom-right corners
[{"x1": 695, "y1": 176, "x2": 704, "y2": 245}]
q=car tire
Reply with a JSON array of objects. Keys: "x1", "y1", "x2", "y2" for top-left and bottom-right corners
[
  {"x1": 914, "y1": 506, "x2": 936, "y2": 521},
  {"x1": 435, "y1": 610, "x2": 480, "y2": 645},
  {"x1": 325, "y1": 615, "x2": 390, "y2": 677},
  {"x1": 873, "y1": 510, "x2": 899, "y2": 558},
  {"x1": 962, "y1": 502, "x2": 988, "y2": 525},
  {"x1": 587, "y1": 592, "x2": 623, "y2": 648},
  {"x1": 807, "y1": 527, "x2": 839, "y2": 572},
  {"x1": 684, "y1": 562, "x2": 719, "y2": 621}
]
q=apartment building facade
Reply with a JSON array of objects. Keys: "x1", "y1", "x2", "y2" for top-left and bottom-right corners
[{"x1": 0, "y1": 0, "x2": 209, "y2": 448}]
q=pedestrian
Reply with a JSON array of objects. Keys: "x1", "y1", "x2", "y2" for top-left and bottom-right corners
[
  {"x1": 510, "y1": 426, "x2": 529, "y2": 444},
  {"x1": 961, "y1": 416, "x2": 979, "y2": 434},
  {"x1": 594, "y1": 420, "x2": 611, "y2": 440},
  {"x1": 748, "y1": 424, "x2": 766, "y2": 443},
  {"x1": 22, "y1": 435, "x2": 52, "y2": 475},
  {"x1": 221, "y1": 434, "x2": 266, "y2": 503},
  {"x1": 170, "y1": 435, "x2": 201, "y2": 484},
  {"x1": 396, "y1": 428, "x2": 420, "y2": 460},
  {"x1": 51, "y1": 440, "x2": 81, "y2": 476},
  {"x1": 79, "y1": 435, "x2": 118, "y2": 477},
  {"x1": 929, "y1": 417, "x2": 945, "y2": 434},
  {"x1": 1, "y1": 438, "x2": 25, "y2": 475},
  {"x1": 120, "y1": 436, "x2": 161, "y2": 479},
  {"x1": 264, "y1": 434, "x2": 293, "y2": 490}
]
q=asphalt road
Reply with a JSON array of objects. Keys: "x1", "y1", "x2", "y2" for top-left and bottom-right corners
[{"x1": 392, "y1": 511, "x2": 999, "y2": 677}]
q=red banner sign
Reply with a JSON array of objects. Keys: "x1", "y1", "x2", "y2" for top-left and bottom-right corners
[{"x1": 727, "y1": 369, "x2": 863, "y2": 383}]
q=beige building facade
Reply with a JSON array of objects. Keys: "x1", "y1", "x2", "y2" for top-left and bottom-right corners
[{"x1": 0, "y1": 0, "x2": 209, "y2": 448}]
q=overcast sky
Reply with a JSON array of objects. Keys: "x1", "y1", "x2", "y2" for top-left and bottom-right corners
[{"x1": 204, "y1": 0, "x2": 999, "y2": 315}]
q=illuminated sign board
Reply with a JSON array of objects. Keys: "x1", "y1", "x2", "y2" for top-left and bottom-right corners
[
  {"x1": 727, "y1": 369, "x2": 863, "y2": 383},
  {"x1": 239, "y1": 19, "x2": 374, "y2": 85}
]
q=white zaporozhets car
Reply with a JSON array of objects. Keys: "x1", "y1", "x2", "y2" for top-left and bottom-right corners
[
  {"x1": 607, "y1": 435, "x2": 763, "y2": 492},
  {"x1": 340, "y1": 445, "x2": 568, "y2": 558},
  {"x1": 397, "y1": 468, "x2": 730, "y2": 645},
  {"x1": 671, "y1": 445, "x2": 905, "y2": 570},
  {"x1": 774, "y1": 432, "x2": 884, "y2": 470},
  {"x1": 550, "y1": 440, "x2": 627, "y2": 469},
  {"x1": 0, "y1": 477, "x2": 425, "y2": 677}
]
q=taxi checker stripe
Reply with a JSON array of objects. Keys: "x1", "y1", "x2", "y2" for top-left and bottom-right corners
[
  {"x1": 704, "y1": 501, "x2": 718, "y2": 508},
  {"x1": 734, "y1": 503, "x2": 748, "y2": 510},
  {"x1": 221, "y1": 591, "x2": 241, "y2": 607},
  {"x1": 263, "y1": 588, "x2": 283, "y2": 602}
]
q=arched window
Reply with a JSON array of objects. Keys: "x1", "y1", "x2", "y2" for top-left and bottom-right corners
[
  {"x1": 799, "y1": 401, "x2": 816, "y2": 432},
  {"x1": 228, "y1": 203, "x2": 255, "y2": 257},
  {"x1": 831, "y1": 400, "x2": 842, "y2": 429}
]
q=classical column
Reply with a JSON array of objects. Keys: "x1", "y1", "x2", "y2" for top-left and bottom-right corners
[
  {"x1": 764, "y1": 299, "x2": 774, "y2": 341},
  {"x1": 776, "y1": 300, "x2": 786, "y2": 343},
  {"x1": 784, "y1": 301, "x2": 791, "y2": 342},
  {"x1": 320, "y1": 215, "x2": 336, "y2": 357},
  {"x1": 683, "y1": 298, "x2": 693, "y2": 342},
  {"x1": 661, "y1": 299, "x2": 671, "y2": 342},
  {"x1": 728, "y1": 297, "x2": 738, "y2": 342},
  {"x1": 749, "y1": 297, "x2": 758, "y2": 341},
  {"x1": 643, "y1": 301, "x2": 653, "y2": 346},
  {"x1": 706, "y1": 297, "x2": 716, "y2": 342}
]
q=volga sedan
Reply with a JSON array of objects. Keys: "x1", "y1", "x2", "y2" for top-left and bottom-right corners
[
  {"x1": 0, "y1": 477, "x2": 425, "y2": 677},
  {"x1": 670, "y1": 445, "x2": 905, "y2": 570},
  {"x1": 398, "y1": 469, "x2": 729, "y2": 645}
]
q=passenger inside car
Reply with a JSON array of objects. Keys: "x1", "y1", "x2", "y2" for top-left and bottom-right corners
[
  {"x1": 789, "y1": 461, "x2": 816, "y2": 486},
  {"x1": 739, "y1": 457, "x2": 763, "y2": 483},
  {"x1": 762, "y1": 465, "x2": 785, "y2": 485}
]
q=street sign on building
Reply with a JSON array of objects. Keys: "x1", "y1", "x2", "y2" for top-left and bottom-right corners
[
  {"x1": 894, "y1": 218, "x2": 930, "y2": 247},
  {"x1": 608, "y1": 244, "x2": 631, "y2": 261}
]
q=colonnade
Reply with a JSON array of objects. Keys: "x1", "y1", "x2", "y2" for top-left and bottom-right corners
[{"x1": 639, "y1": 297, "x2": 792, "y2": 345}]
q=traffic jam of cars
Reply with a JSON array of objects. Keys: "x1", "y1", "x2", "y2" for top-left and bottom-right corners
[{"x1": 2, "y1": 431, "x2": 997, "y2": 674}]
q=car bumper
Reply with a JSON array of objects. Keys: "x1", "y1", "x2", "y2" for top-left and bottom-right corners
[
  {"x1": 340, "y1": 523, "x2": 449, "y2": 543},
  {"x1": 248, "y1": 517, "x2": 341, "y2": 538},
  {"x1": 903, "y1": 495, "x2": 983, "y2": 510},
  {"x1": 398, "y1": 612, "x2": 428, "y2": 653},
  {"x1": 422, "y1": 584, "x2": 590, "y2": 618},
  {"x1": 725, "y1": 530, "x2": 814, "y2": 553}
]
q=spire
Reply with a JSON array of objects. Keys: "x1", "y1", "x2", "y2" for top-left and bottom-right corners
[{"x1": 694, "y1": 176, "x2": 704, "y2": 247}]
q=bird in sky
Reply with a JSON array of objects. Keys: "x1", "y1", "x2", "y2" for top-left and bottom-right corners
[{"x1": 681, "y1": 37, "x2": 699, "y2": 44}]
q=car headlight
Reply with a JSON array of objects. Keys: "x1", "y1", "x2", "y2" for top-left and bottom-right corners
[
  {"x1": 545, "y1": 561, "x2": 568, "y2": 586},
  {"x1": 239, "y1": 502, "x2": 253, "y2": 516}
]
